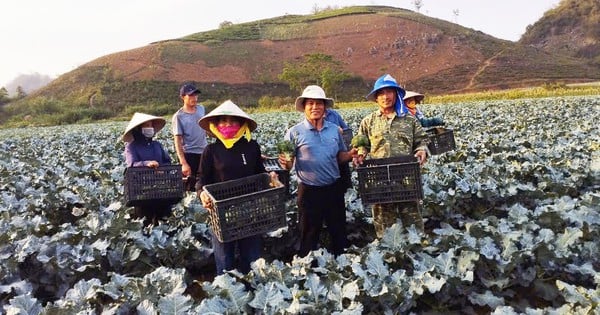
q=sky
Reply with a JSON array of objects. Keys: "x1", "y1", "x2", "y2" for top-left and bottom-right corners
[{"x1": 1, "y1": 0, "x2": 561, "y2": 89}]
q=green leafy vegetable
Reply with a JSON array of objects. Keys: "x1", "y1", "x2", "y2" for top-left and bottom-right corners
[
  {"x1": 277, "y1": 140, "x2": 295, "y2": 160},
  {"x1": 350, "y1": 134, "x2": 370, "y2": 155}
]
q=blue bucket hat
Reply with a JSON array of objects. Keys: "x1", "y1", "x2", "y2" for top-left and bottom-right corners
[{"x1": 366, "y1": 74, "x2": 408, "y2": 117}]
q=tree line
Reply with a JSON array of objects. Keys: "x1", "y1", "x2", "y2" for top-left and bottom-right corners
[{"x1": 0, "y1": 86, "x2": 26, "y2": 105}]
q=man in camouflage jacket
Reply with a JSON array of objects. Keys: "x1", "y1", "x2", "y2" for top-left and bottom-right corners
[{"x1": 356, "y1": 74, "x2": 430, "y2": 238}]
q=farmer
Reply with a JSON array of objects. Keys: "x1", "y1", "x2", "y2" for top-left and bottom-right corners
[
  {"x1": 279, "y1": 85, "x2": 357, "y2": 257},
  {"x1": 355, "y1": 74, "x2": 430, "y2": 237},
  {"x1": 403, "y1": 90, "x2": 445, "y2": 127},
  {"x1": 172, "y1": 83, "x2": 208, "y2": 191},
  {"x1": 122, "y1": 112, "x2": 173, "y2": 225},
  {"x1": 196, "y1": 100, "x2": 281, "y2": 275}
]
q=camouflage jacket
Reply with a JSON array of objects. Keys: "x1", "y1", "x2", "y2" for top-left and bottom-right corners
[{"x1": 358, "y1": 110, "x2": 430, "y2": 159}]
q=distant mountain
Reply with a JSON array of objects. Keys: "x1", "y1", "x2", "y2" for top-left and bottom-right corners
[
  {"x1": 11, "y1": 5, "x2": 600, "y2": 117},
  {"x1": 5, "y1": 73, "x2": 54, "y2": 97}
]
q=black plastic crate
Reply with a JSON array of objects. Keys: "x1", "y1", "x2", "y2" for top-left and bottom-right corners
[
  {"x1": 263, "y1": 157, "x2": 291, "y2": 197},
  {"x1": 356, "y1": 156, "x2": 423, "y2": 205},
  {"x1": 426, "y1": 127, "x2": 456, "y2": 155},
  {"x1": 204, "y1": 173, "x2": 287, "y2": 242},
  {"x1": 124, "y1": 165, "x2": 184, "y2": 207},
  {"x1": 342, "y1": 128, "x2": 353, "y2": 149}
]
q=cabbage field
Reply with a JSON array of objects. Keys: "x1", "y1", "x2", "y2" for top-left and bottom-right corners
[{"x1": 0, "y1": 96, "x2": 598, "y2": 314}]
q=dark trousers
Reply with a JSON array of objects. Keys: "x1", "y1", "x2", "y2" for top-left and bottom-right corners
[
  {"x1": 338, "y1": 162, "x2": 352, "y2": 191},
  {"x1": 297, "y1": 179, "x2": 348, "y2": 257},
  {"x1": 184, "y1": 153, "x2": 201, "y2": 192},
  {"x1": 132, "y1": 200, "x2": 173, "y2": 226},
  {"x1": 212, "y1": 234, "x2": 262, "y2": 275}
]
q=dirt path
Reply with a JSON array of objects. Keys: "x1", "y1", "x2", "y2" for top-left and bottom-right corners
[{"x1": 466, "y1": 50, "x2": 504, "y2": 90}]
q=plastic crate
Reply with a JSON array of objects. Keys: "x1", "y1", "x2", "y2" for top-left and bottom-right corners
[
  {"x1": 204, "y1": 173, "x2": 287, "y2": 242},
  {"x1": 426, "y1": 127, "x2": 456, "y2": 155},
  {"x1": 263, "y1": 157, "x2": 291, "y2": 196},
  {"x1": 342, "y1": 128, "x2": 353, "y2": 149},
  {"x1": 124, "y1": 165, "x2": 184, "y2": 207},
  {"x1": 356, "y1": 156, "x2": 423, "y2": 205}
]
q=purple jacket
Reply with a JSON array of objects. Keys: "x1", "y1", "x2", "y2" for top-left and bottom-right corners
[{"x1": 124, "y1": 130, "x2": 171, "y2": 167}]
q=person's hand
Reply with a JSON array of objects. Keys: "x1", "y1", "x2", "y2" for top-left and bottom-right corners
[
  {"x1": 269, "y1": 171, "x2": 284, "y2": 188},
  {"x1": 415, "y1": 150, "x2": 427, "y2": 166},
  {"x1": 432, "y1": 117, "x2": 445, "y2": 126},
  {"x1": 352, "y1": 153, "x2": 365, "y2": 168},
  {"x1": 348, "y1": 147, "x2": 359, "y2": 158},
  {"x1": 278, "y1": 153, "x2": 293, "y2": 170},
  {"x1": 199, "y1": 190, "x2": 214, "y2": 211},
  {"x1": 181, "y1": 163, "x2": 191, "y2": 177},
  {"x1": 147, "y1": 161, "x2": 159, "y2": 168}
]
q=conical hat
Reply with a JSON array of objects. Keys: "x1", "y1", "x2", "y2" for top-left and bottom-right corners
[
  {"x1": 122, "y1": 112, "x2": 166, "y2": 142},
  {"x1": 403, "y1": 91, "x2": 425, "y2": 102},
  {"x1": 198, "y1": 100, "x2": 257, "y2": 132}
]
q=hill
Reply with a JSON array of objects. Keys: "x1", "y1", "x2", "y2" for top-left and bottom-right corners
[
  {"x1": 2, "y1": 4, "x2": 600, "y2": 127},
  {"x1": 520, "y1": 0, "x2": 600, "y2": 62}
]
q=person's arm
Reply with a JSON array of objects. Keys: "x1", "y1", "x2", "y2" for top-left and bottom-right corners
[
  {"x1": 412, "y1": 119, "x2": 431, "y2": 165},
  {"x1": 172, "y1": 114, "x2": 192, "y2": 176},
  {"x1": 353, "y1": 116, "x2": 372, "y2": 166},
  {"x1": 335, "y1": 129, "x2": 357, "y2": 163},
  {"x1": 125, "y1": 143, "x2": 149, "y2": 167},
  {"x1": 337, "y1": 148, "x2": 357, "y2": 164},
  {"x1": 278, "y1": 129, "x2": 295, "y2": 171},
  {"x1": 196, "y1": 147, "x2": 214, "y2": 210},
  {"x1": 174, "y1": 135, "x2": 191, "y2": 177},
  {"x1": 420, "y1": 117, "x2": 445, "y2": 127},
  {"x1": 254, "y1": 141, "x2": 267, "y2": 174}
]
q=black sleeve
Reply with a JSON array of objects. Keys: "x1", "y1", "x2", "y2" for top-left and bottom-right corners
[
  {"x1": 197, "y1": 145, "x2": 214, "y2": 190},
  {"x1": 253, "y1": 140, "x2": 267, "y2": 174}
]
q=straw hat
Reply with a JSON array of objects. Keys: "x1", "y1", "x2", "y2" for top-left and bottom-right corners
[
  {"x1": 294, "y1": 85, "x2": 334, "y2": 112},
  {"x1": 122, "y1": 112, "x2": 166, "y2": 142},
  {"x1": 403, "y1": 91, "x2": 425, "y2": 102},
  {"x1": 366, "y1": 74, "x2": 406, "y2": 101},
  {"x1": 198, "y1": 100, "x2": 257, "y2": 132}
]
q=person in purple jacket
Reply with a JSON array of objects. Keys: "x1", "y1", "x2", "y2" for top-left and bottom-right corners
[{"x1": 122, "y1": 112, "x2": 172, "y2": 225}]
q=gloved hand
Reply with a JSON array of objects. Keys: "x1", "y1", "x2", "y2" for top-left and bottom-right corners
[
  {"x1": 431, "y1": 117, "x2": 445, "y2": 126},
  {"x1": 420, "y1": 117, "x2": 445, "y2": 127}
]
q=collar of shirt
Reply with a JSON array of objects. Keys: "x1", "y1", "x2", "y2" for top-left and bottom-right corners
[{"x1": 302, "y1": 118, "x2": 333, "y2": 131}]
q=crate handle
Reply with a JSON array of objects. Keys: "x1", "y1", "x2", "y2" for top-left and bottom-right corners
[{"x1": 386, "y1": 165, "x2": 392, "y2": 182}]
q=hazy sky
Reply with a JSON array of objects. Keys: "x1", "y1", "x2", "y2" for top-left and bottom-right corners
[{"x1": 1, "y1": 0, "x2": 561, "y2": 88}]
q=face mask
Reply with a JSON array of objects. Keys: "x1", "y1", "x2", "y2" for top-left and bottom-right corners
[
  {"x1": 217, "y1": 125, "x2": 240, "y2": 139},
  {"x1": 141, "y1": 127, "x2": 155, "y2": 138}
]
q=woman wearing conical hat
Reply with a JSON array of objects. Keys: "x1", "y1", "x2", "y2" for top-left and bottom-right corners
[
  {"x1": 123, "y1": 112, "x2": 171, "y2": 168},
  {"x1": 122, "y1": 112, "x2": 173, "y2": 225},
  {"x1": 196, "y1": 100, "x2": 280, "y2": 275},
  {"x1": 403, "y1": 91, "x2": 445, "y2": 127}
]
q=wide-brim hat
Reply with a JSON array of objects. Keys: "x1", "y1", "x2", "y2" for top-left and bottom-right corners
[
  {"x1": 198, "y1": 100, "x2": 257, "y2": 132},
  {"x1": 403, "y1": 91, "x2": 425, "y2": 102},
  {"x1": 294, "y1": 85, "x2": 334, "y2": 112},
  {"x1": 122, "y1": 112, "x2": 166, "y2": 142},
  {"x1": 366, "y1": 74, "x2": 406, "y2": 101}
]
